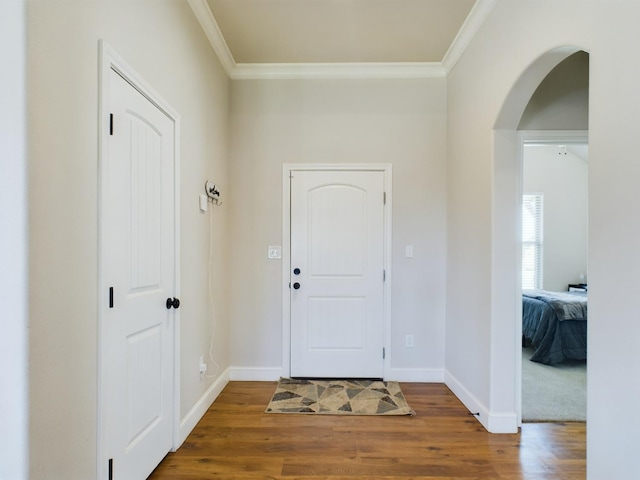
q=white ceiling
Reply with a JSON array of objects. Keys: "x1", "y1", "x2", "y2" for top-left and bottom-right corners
[{"x1": 188, "y1": 0, "x2": 495, "y2": 79}]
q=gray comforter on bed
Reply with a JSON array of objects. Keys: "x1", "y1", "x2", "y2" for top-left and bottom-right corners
[
  {"x1": 522, "y1": 289, "x2": 587, "y2": 365},
  {"x1": 522, "y1": 289, "x2": 587, "y2": 321}
]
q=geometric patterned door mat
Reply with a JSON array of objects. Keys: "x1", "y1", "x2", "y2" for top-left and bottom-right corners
[{"x1": 265, "y1": 378, "x2": 415, "y2": 416}]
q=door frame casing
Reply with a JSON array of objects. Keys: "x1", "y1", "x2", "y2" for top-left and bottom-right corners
[
  {"x1": 97, "y1": 40, "x2": 181, "y2": 479},
  {"x1": 282, "y1": 164, "x2": 392, "y2": 379},
  {"x1": 515, "y1": 130, "x2": 588, "y2": 425}
]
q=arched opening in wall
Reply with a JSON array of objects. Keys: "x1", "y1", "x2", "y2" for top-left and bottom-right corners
[
  {"x1": 492, "y1": 47, "x2": 590, "y2": 428},
  {"x1": 519, "y1": 52, "x2": 589, "y2": 424}
]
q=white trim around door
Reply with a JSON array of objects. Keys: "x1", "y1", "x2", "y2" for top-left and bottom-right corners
[
  {"x1": 515, "y1": 130, "x2": 588, "y2": 425},
  {"x1": 282, "y1": 164, "x2": 392, "y2": 379},
  {"x1": 97, "y1": 40, "x2": 181, "y2": 480}
]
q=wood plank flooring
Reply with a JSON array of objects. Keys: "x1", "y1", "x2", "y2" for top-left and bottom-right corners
[{"x1": 149, "y1": 382, "x2": 585, "y2": 479}]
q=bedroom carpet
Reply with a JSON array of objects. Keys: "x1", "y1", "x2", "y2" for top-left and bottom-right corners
[
  {"x1": 522, "y1": 347, "x2": 586, "y2": 422},
  {"x1": 265, "y1": 378, "x2": 415, "y2": 416}
]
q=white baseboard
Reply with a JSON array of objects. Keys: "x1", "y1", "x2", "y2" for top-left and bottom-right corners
[
  {"x1": 444, "y1": 369, "x2": 490, "y2": 430},
  {"x1": 487, "y1": 411, "x2": 518, "y2": 433},
  {"x1": 386, "y1": 367, "x2": 445, "y2": 382},
  {"x1": 227, "y1": 366, "x2": 443, "y2": 383},
  {"x1": 176, "y1": 367, "x2": 230, "y2": 448},
  {"x1": 444, "y1": 369, "x2": 518, "y2": 434},
  {"x1": 229, "y1": 366, "x2": 283, "y2": 381}
]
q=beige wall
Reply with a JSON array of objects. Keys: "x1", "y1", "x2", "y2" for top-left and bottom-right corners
[
  {"x1": 27, "y1": 1, "x2": 230, "y2": 478},
  {"x1": 447, "y1": 1, "x2": 640, "y2": 477},
  {"x1": 228, "y1": 78, "x2": 448, "y2": 376}
]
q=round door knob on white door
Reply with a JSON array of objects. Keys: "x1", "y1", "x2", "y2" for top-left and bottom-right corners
[{"x1": 166, "y1": 297, "x2": 180, "y2": 309}]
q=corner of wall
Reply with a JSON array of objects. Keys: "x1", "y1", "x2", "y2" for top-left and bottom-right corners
[{"x1": 444, "y1": 369, "x2": 517, "y2": 434}]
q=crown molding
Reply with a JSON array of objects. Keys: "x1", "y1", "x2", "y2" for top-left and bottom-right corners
[
  {"x1": 231, "y1": 62, "x2": 445, "y2": 80},
  {"x1": 189, "y1": 0, "x2": 493, "y2": 80},
  {"x1": 442, "y1": 0, "x2": 497, "y2": 74},
  {"x1": 187, "y1": 0, "x2": 236, "y2": 76}
]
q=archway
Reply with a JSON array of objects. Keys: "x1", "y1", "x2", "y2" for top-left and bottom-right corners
[{"x1": 490, "y1": 46, "x2": 589, "y2": 426}]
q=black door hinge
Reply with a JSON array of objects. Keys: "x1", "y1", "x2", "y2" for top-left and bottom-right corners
[
  {"x1": 108, "y1": 458, "x2": 113, "y2": 480},
  {"x1": 109, "y1": 287, "x2": 114, "y2": 309},
  {"x1": 109, "y1": 114, "x2": 114, "y2": 135},
  {"x1": 383, "y1": 347, "x2": 386, "y2": 359}
]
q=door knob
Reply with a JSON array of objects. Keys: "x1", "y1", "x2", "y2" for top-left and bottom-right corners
[
  {"x1": 166, "y1": 297, "x2": 180, "y2": 309},
  {"x1": 293, "y1": 268, "x2": 301, "y2": 275},
  {"x1": 293, "y1": 282, "x2": 301, "y2": 290}
]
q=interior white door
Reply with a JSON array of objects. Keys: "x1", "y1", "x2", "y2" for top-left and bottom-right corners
[
  {"x1": 102, "y1": 69, "x2": 176, "y2": 479},
  {"x1": 290, "y1": 170, "x2": 385, "y2": 378}
]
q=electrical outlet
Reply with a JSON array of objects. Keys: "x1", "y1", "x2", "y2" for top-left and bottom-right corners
[
  {"x1": 405, "y1": 334, "x2": 414, "y2": 348},
  {"x1": 199, "y1": 355, "x2": 207, "y2": 378}
]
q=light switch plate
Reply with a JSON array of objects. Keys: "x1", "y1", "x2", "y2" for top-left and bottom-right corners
[
  {"x1": 405, "y1": 334, "x2": 414, "y2": 348},
  {"x1": 268, "y1": 245, "x2": 281, "y2": 259},
  {"x1": 405, "y1": 245, "x2": 414, "y2": 258}
]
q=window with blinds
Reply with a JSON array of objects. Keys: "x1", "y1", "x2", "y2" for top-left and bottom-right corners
[{"x1": 522, "y1": 194, "x2": 543, "y2": 290}]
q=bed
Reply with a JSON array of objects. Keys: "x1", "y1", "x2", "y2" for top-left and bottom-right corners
[{"x1": 522, "y1": 289, "x2": 587, "y2": 365}]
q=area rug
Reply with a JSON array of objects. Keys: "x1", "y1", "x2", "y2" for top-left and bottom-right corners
[{"x1": 265, "y1": 378, "x2": 415, "y2": 415}]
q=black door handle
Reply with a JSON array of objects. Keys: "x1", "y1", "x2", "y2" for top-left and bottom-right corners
[
  {"x1": 166, "y1": 297, "x2": 180, "y2": 309},
  {"x1": 293, "y1": 282, "x2": 301, "y2": 290}
]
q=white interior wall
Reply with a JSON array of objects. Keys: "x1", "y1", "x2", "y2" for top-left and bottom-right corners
[
  {"x1": 26, "y1": 1, "x2": 230, "y2": 478},
  {"x1": 0, "y1": 1, "x2": 29, "y2": 478},
  {"x1": 447, "y1": 1, "x2": 640, "y2": 477},
  {"x1": 228, "y1": 78, "x2": 448, "y2": 379},
  {"x1": 523, "y1": 145, "x2": 588, "y2": 291}
]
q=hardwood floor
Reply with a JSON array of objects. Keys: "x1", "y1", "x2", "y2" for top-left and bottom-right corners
[{"x1": 149, "y1": 382, "x2": 586, "y2": 479}]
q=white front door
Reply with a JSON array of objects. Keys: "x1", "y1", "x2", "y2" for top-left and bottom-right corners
[
  {"x1": 290, "y1": 170, "x2": 385, "y2": 378},
  {"x1": 102, "y1": 68, "x2": 176, "y2": 479}
]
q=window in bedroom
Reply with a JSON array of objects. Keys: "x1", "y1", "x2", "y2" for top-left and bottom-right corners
[{"x1": 522, "y1": 194, "x2": 543, "y2": 289}]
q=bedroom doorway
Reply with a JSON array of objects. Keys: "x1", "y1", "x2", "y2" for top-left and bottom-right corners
[
  {"x1": 516, "y1": 50, "x2": 590, "y2": 424},
  {"x1": 519, "y1": 136, "x2": 588, "y2": 422},
  {"x1": 490, "y1": 46, "x2": 590, "y2": 433}
]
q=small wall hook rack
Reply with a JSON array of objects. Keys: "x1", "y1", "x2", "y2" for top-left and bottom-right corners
[{"x1": 205, "y1": 181, "x2": 222, "y2": 206}]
